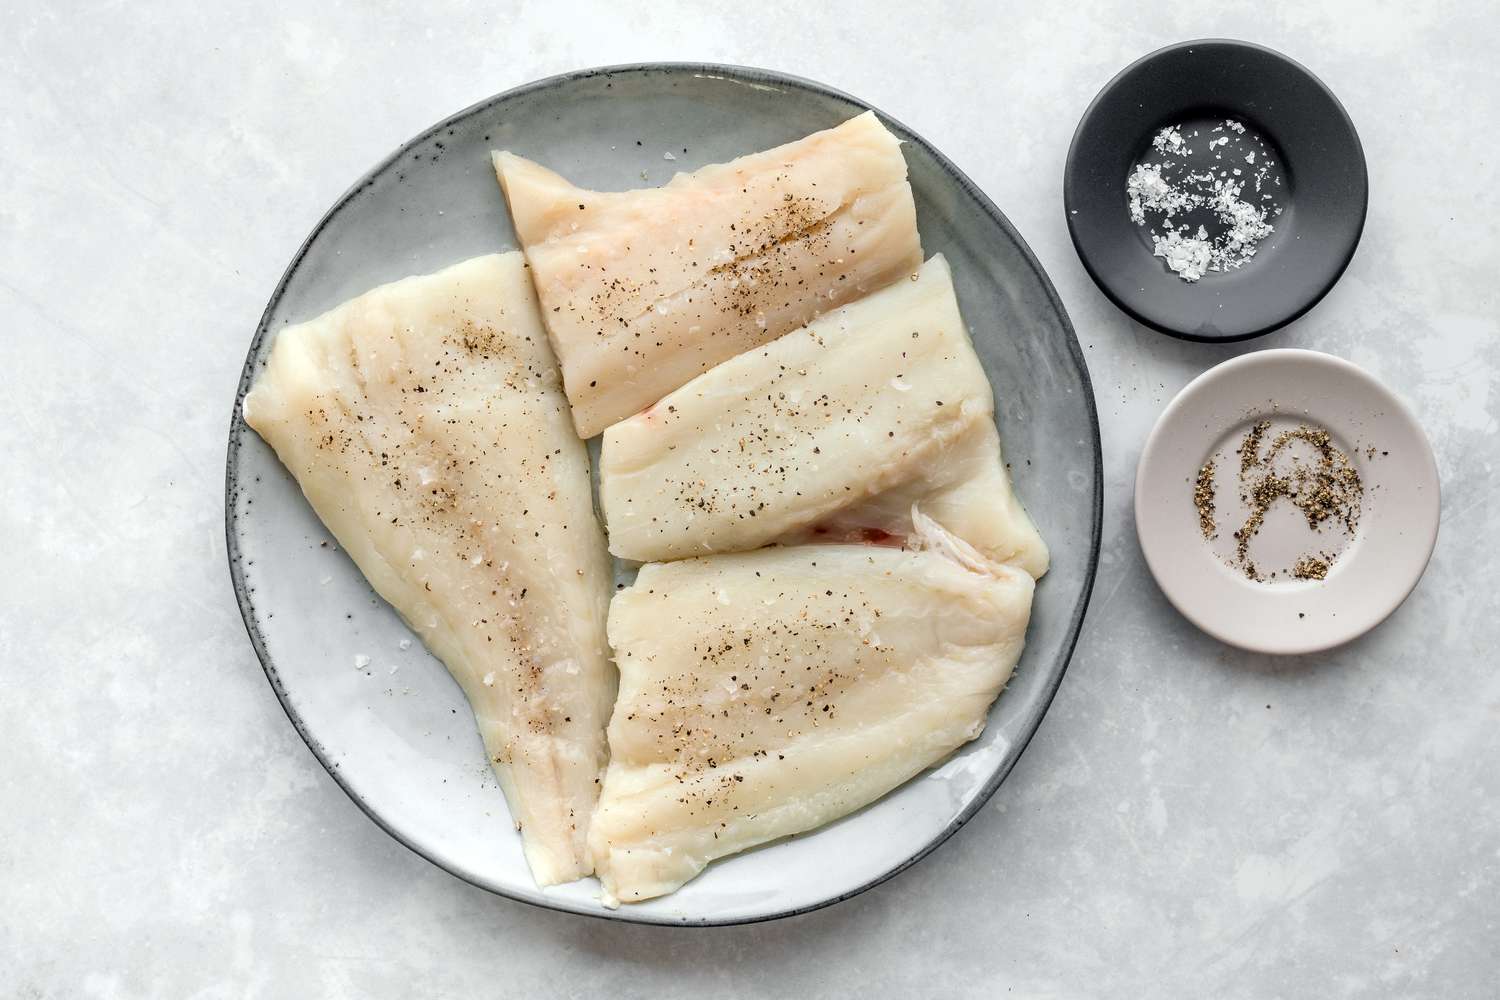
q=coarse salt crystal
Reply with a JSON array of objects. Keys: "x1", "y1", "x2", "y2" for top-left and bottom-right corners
[
  {"x1": 1127, "y1": 121, "x2": 1280, "y2": 284},
  {"x1": 1126, "y1": 163, "x2": 1192, "y2": 223},
  {"x1": 1152, "y1": 126, "x2": 1187, "y2": 155},
  {"x1": 1153, "y1": 228, "x2": 1212, "y2": 282}
]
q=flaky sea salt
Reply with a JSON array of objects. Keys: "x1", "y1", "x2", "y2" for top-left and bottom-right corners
[
  {"x1": 1152, "y1": 126, "x2": 1187, "y2": 155},
  {"x1": 1126, "y1": 163, "x2": 1192, "y2": 224},
  {"x1": 1212, "y1": 180, "x2": 1274, "y2": 260},
  {"x1": 1125, "y1": 120, "x2": 1280, "y2": 283},
  {"x1": 1153, "y1": 227, "x2": 1213, "y2": 281}
]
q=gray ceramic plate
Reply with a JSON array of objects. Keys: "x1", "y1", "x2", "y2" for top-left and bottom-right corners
[{"x1": 226, "y1": 64, "x2": 1101, "y2": 926}]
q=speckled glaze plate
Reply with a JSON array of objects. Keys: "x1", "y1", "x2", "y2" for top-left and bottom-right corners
[
  {"x1": 1136, "y1": 349, "x2": 1438, "y2": 654},
  {"x1": 226, "y1": 64, "x2": 1101, "y2": 925}
]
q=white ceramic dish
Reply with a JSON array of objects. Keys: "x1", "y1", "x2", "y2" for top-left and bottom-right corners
[
  {"x1": 1136, "y1": 349, "x2": 1438, "y2": 654},
  {"x1": 226, "y1": 64, "x2": 1101, "y2": 925}
]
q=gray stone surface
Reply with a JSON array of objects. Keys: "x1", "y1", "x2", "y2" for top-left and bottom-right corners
[{"x1": 2, "y1": 2, "x2": 1494, "y2": 996}]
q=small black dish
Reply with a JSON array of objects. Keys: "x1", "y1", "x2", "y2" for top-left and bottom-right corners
[{"x1": 1064, "y1": 39, "x2": 1367, "y2": 342}]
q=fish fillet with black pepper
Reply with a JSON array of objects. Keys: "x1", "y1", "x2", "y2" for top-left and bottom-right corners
[
  {"x1": 241, "y1": 253, "x2": 614, "y2": 887},
  {"x1": 590, "y1": 530, "x2": 1035, "y2": 904},
  {"x1": 599, "y1": 255, "x2": 1048, "y2": 577},
  {"x1": 492, "y1": 111, "x2": 923, "y2": 437}
]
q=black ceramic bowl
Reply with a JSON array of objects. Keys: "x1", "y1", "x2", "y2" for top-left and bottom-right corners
[{"x1": 1064, "y1": 39, "x2": 1367, "y2": 341}]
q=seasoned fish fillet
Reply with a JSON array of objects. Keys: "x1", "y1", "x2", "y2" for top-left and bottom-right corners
[
  {"x1": 599, "y1": 255, "x2": 1048, "y2": 577},
  {"x1": 493, "y1": 111, "x2": 923, "y2": 436},
  {"x1": 591, "y1": 537, "x2": 1036, "y2": 904},
  {"x1": 242, "y1": 253, "x2": 613, "y2": 886},
  {"x1": 775, "y1": 419, "x2": 1044, "y2": 571}
]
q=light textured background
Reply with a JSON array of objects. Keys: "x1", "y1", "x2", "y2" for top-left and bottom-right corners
[{"x1": 2, "y1": 2, "x2": 1495, "y2": 997}]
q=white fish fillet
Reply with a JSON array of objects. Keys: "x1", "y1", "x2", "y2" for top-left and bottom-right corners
[
  {"x1": 591, "y1": 541, "x2": 1036, "y2": 904},
  {"x1": 493, "y1": 111, "x2": 923, "y2": 437},
  {"x1": 599, "y1": 255, "x2": 1048, "y2": 577},
  {"x1": 242, "y1": 253, "x2": 613, "y2": 886}
]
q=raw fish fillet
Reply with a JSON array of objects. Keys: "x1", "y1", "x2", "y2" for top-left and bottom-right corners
[
  {"x1": 590, "y1": 536, "x2": 1036, "y2": 904},
  {"x1": 492, "y1": 111, "x2": 923, "y2": 437},
  {"x1": 599, "y1": 255, "x2": 1048, "y2": 577},
  {"x1": 242, "y1": 253, "x2": 613, "y2": 886}
]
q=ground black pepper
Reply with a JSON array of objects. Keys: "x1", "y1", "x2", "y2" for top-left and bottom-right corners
[
  {"x1": 1194, "y1": 458, "x2": 1217, "y2": 540},
  {"x1": 1214, "y1": 420, "x2": 1366, "y2": 582}
]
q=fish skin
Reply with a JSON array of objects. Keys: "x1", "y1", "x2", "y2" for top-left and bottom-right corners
[
  {"x1": 599, "y1": 255, "x2": 1049, "y2": 578},
  {"x1": 493, "y1": 111, "x2": 923, "y2": 437},
  {"x1": 242, "y1": 253, "x2": 613, "y2": 887},
  {"x1": 590, "y1": 541, "x2": 1035, "y2": 904}
]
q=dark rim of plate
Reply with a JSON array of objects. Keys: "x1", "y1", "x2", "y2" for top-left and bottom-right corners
[
  {"x1": 1063, "y1": 38, "x2": 1369, "y2": 341},
  {"x1": 224, "y1": 62, "x2": 1104, "y2": 927}
]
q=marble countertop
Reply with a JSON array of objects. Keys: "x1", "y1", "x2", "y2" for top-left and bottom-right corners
[{"x1": 3, "y1": 2, "x2": 1494, "y2": 996}]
